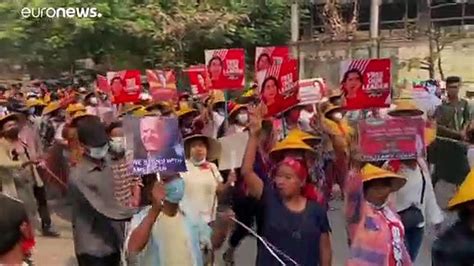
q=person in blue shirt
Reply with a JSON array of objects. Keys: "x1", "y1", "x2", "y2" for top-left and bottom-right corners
[{"x1": 241, "y1": 104, "x2": 332, "y2": 266}]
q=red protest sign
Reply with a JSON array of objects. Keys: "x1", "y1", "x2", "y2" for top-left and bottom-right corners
[
  {"x1": 256, "y1": 59, "x2": 299, "y2": 117},
  {"x1": 340, "y1": 58, "x2": 391, "y2": 110},
  {"x1": 96, "y1": 75, "x2": 110, "y2": 93},
  {"x1": 107, "y1": 70, "x2": 142, "y2": 104},
  {"x1": 358, "y1": 117, "x2": 425, "y2": 161},
  {"x1": 297, "y1": 78, "x2": 328, "y2": 105},
  {"x1": 184, "y1": 65, "x2": 209, "y2": 96},
  {"x1": 255, "y1": 46, "x2": 290, "y2": 72},
  {"x1": 146, "y1": 69, "x2": 177, "y2": 101},
  {"x1": 205, "y1": 48, "x2": 245, "y2": 90}
]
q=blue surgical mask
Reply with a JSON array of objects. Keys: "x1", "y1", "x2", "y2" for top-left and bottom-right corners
[
  {"x1": 89, "y1": 144, "x2": 109, "y2": 160},
  {"x1": 165, "y1": 178, "x2": 185, "y2": 204}
]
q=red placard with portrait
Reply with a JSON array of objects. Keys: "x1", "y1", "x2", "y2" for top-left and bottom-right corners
[
  {"x1": 96, "y1": 75, "x2": 110, "y2": 93},
  {"x1": 184, "y1": 65, "x2": 209, "y2": 96},
  {"x1": 256, "y1": 59, "x2": 299, "y2": 117},
  {"x1": 205, "y1": 48, "x2": 245, "y2": 90},
  {"x1": 339, "y1": 58, "x2": 391, "y2": 110},
  {"x1": 107, "y1": 70, "x2": 142, "y2": 104},
  {"x1": 146, "y1": 69, "x2": 177, "y2": 101},
  {"x1": 255, "y1": 46, "x2": 290, "y2": 73}
]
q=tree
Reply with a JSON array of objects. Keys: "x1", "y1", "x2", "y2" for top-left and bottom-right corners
[{"x1": 0, "y1": 0, "x2": 294, "y2": 79}]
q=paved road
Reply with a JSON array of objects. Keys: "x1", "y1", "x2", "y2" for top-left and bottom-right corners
[{"x1": 33, "y1": 198, "x2": 439, "y2": 266}]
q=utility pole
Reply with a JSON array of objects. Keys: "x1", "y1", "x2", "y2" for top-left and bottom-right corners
[
  {"x1": 370, "y1": 0, "x2": 380, "y2": 58},
  {"x1": 291, "y1": 1, "x2": 305, "y2": 78}
]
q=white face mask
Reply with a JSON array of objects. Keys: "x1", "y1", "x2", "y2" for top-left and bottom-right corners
[
  {"x1": 191, "y1": 158, "x2": 206, "y2": 166},
  {"x1": 236, "y1": 113, "x2": 249, "y2": 125},
  {"x1": 298, "y1": 109, "x2": 314, "y2": 132},
  {"x1": 89, "y1": 97, "x2": 98, "y2": 105},
  {"x1": 109, "y1": 137, "x2": 124, "y2": 153},
  {"x1": 89, "y1": 144, "x2": 109, "y2": 159}
]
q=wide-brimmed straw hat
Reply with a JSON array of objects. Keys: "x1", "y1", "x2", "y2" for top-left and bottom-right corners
[
  {"x1": 42, "y1": 101, "x2": 62, "y2": 115},
  {"x1": 269, "y1": 134, "x2": 316, "y2": 162},
  {"x1": 145, "y1": 101, "x2": 174, "y2": 114},
  {"x1": 183, "y1": 134, "x2": 222, "y2": 162},
  {"x1": 286, "y1": 128, "x2": 322, "y2": 146},
  {"x1": 388, "y1": 100, "x2": 424, "y2": 117},
  {"x1": 26, "y1": 99, "x2": 46, "y2": 108},
  {"x1": 361, "y1": 164, "x2": 407, "y2": 192},
  {"x1": 448, "y1": 169, "x2": 474, "y2": 209},
  {"x1": 0, "y1": 113, "x2": 19, "y2": 129},
  {"x1": 228, "y1": 104, "x2": 247, "y2": 119},
  {"x1": 118, "y1": 104, "x2": 142, "y2": 117},
  {"x1": 328, "y1": 89, "x2": 344, "y2": 100},
  {"x1": 71, "y1": 111, "x2": 96, "y2": 126},
  {"x1": 66, "y1": 103, "x2": 86, "y2": 114},
  {"x1": 177, "y1": 102, "x2": 199, "y2": 119},
  {"x1": 323, "y1": 103, "x2": 343, "y2": 119}
]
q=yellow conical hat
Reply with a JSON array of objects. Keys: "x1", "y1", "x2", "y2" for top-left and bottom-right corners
[
  {"x1": 286, "y1": 128, "x2": 321, "y2": 144},
  {"x1": 448, "y1": 169, "x2": 474, "y2": 209},
  {"x1": 361, "y1": 164, "x2": 406, "y2": 192},
  {"x1": 269, "y1": 134, "x2": 316, "y2": 161},
  {"x1": 388, "y1": 99, "x2": 424, "y2": 117}
]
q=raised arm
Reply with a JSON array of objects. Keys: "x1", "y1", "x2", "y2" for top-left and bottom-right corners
[{"x1": 240, "y1": 105, "x2": 265, "y2": 200}]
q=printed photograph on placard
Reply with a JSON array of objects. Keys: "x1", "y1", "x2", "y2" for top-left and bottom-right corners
[
  {"x1": 256, "y1": 59, "x2": 299, "y2": 116},
  {"x1": 339, "y1": 58, "x2": 391, "y2": 110},
  {"x1": 106, "y1": 70, "x2": 142, "y2": 104},
  {"x1": 255, "y1": 46, "x2": 290, "y2": 72},
  {"x1": 124, "y1": 116, "x2": 187, "y2": 174},
  {"x1": 185, "y1": 65, "x2": 210, "y2": 96},
  {"x1": 205, "y1": 48, "x2": 245, "y2": 90},
  {"x1": 146, "y1": 69, "x2": 177, "y2": 101}
]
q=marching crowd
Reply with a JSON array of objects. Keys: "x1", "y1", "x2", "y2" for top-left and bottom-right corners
[{"x1": 0, "y1": 75, "x2": 474, "y2": 266}]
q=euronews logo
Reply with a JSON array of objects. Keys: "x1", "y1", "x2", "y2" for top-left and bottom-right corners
[{"x1": 21, "y1": 7, "x2": 102, "y2": 18}]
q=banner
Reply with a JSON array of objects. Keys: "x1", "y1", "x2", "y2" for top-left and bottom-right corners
[
  {"x1": 96, "y1": 75, "x2": 110, "y2": 93},
  {"x1": 255, "y1": 46, "x2": 290, "y2": 72},
  {"x1": 124, "y1": 116, "x2": 187, "y2": 175},
  {"x1": 297, "y1": 78, "x2": 328, "y2": 105},
  {"x1": 411, "y1": 81, "x2": 442, "y2": 117},
  {"x1": 146, "y1": 69, "x2": 177, "y2": 102},
  {"x1": 205, "y1": 48, "x2": 245, "y2": 90},
  {"x1": 339, "y1": 58, "x2": 391, "y2": 110},
  {"x1": 185, "y1": 65, "x2": 209, "y2": 95},
  {"x1": 256, "y1": 59, "x2": 299, "y2": 116},
  {"x1": 218, "y1": 132, "x2": 249, "y2": 171},
  {"x1": 107, "y1": 70, "x2": 142, "y2": 104},
  {"x1": 358, "y1": 117, "x2": 424, "y2": 161}
]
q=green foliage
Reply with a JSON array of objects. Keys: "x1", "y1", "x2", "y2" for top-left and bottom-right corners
[{"x1": 0, "y1": 0, "x2": 294, "y2": 78}]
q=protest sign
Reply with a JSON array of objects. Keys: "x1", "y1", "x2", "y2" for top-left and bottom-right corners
[
  {"x1": 297, "y1": 78, "x2": 327, "y2": 105},
  {"x1": 358, "y1": 117, "x2": 424, "y2": 161},
  {"x1": 96, "y1": 75, "x2": 110, "y2": 93},
  {"x1": 256, "y1": 59, "x2": 299, "y2": 116},
  {"x1": 185, "y1": 65, "x2": 209, "y2": 95},
  {"x1": 218, "y1": 132, "x2": 249, "y2": 170},
  {"x1": 107, "y1": 70, "x2": 142, "y2": 104},
  {"x1": 411, "y1": 81, "x2": 442, "y2": 117},
  {"x1": 123, "y1": 116, "x2": 187, "y2": 175},
  {"x1": 146, "y1": 69, "x2": 178, "y2": 101},
  {"x1": 339, "y1": 58, "x2": 391, "y2": 110},
  {"x1": 205, "y1": 48, "x2": 245, "y2": 90},
  {"x1": 255, "y1": 46, "x2": 290, "y2": 72}
]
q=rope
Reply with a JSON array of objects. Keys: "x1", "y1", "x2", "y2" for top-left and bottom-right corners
[
  {"x1": 38, "y1": 162, "x2": 68, "y2": 189},
  {"x1": 228, "y1": 215, "x2": 300, "y2": 266}
]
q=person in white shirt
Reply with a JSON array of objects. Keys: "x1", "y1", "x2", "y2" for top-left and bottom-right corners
[
  {"x1": 394, "y1": 159, "x2": 444, "y2": 261},
  {"x1": 180, "y1": 134, "x2": 236, "y2": 224}
]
